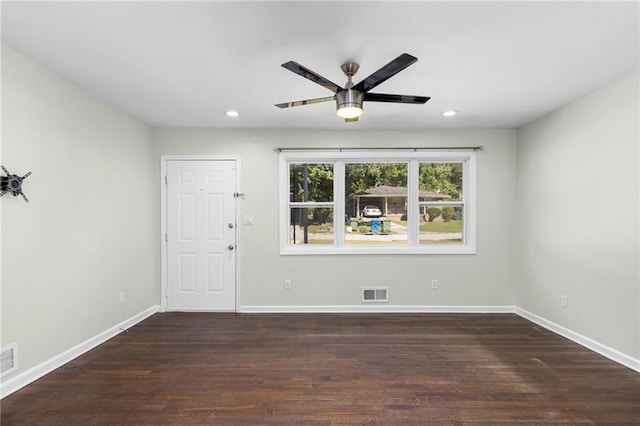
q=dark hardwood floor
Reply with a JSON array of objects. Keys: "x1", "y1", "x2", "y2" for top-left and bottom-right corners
[{"x1": 2, "y1": 313, "x2": 639, "y2": 425}]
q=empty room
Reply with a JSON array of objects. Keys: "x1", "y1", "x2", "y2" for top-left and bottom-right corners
[{"x1": 1, "y1": 1, "x2": 639, "y2": 424}]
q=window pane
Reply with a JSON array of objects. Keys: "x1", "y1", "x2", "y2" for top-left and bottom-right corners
[
  {"x1": 419, "y1": 206, "x2": 463, "y2": 244},
  {"x1": 290, "y1": 163, "x2": 334, "y2": 202},
  {"x1": 344, "y1": 162, "x2": 408, "y2": 246},
  {"x1": 418, "y1": 162, "x2": 463, "y2": 201},
  {"x1": 289, "y1": 207, "x2": 334, "y2": 245}
]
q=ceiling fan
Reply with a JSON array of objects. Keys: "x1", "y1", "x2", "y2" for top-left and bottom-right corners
[{"x1": 275, "y1": 53, "x2": 430, "y2": 123}]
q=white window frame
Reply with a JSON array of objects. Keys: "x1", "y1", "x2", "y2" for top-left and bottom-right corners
[{"x1": 279, "y1": 150, "x2": 476, "y2": 255}]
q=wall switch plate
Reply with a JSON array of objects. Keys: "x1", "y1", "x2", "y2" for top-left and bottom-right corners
[
  {"x1": 561, "y1": 295, "x2": 567, "y2": 308},
  {"x1": 432, "y1": 280, "x2": 439, "y2": 290},
  {"x1": 284, "y1": 280, "x2": 292, "y2": 290},
  {"x1": 119, "y1": 292, "x2": 125, "y2": 304},
  {"x1": 243, "y1": 215, "x2": 254, "y2": 226}
]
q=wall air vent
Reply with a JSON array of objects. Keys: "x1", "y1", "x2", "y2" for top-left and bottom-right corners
[
  {"x1": 362, "y1": 287, "x2": 388, "y2": 303},
  {"x1": 1, "y1": 344, "x2": 18, "y2": 377}
]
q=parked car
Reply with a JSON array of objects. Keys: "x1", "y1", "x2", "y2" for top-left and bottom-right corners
[{"x1": 362, "y1": 205, "x2": 382, "y2": 217}]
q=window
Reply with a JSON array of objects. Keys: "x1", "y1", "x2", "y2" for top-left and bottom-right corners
[
  {"x1": 418, "y1": 162, "x2": 464, "y2": 245},
  {"x1": 288, "y1": 163, "x2": 334, "y2": 245},
  {"x1": 346, "y1": 162, "x2": 408, "y2": 246},
  {"x1": 279, "y1": 151, "x2": 476, "y2": 254}
]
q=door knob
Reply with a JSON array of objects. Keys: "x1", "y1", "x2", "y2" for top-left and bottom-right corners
[
  {"x1": 228, "y1": 223, "x2": 234, "y2": 229},
  {"x1": 228, "y1": 244, "x2": 235, "y2": 251}
]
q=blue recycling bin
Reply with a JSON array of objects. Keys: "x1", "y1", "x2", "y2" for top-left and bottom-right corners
[{"x1": 370, "y1": 219, "x2": 381, "y2": 233}]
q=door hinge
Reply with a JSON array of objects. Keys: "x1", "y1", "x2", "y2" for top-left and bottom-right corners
[
  {"x1": 165, "y1": 175, "x2": 168, "y2": 184},
  {"x1": 165, "y1": 232, "x2": 168, "y2": 242}
]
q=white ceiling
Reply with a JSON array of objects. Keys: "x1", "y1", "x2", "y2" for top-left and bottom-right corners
[{"x1": 2, "y1": 1, "x2": 638, "y2": 130}]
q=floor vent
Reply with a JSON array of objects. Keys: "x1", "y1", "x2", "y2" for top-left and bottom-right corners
[
  {"x1": 362, "y1": 287, "x2": 388, "y2": 303},
  {"x1": 1, "y1": 344, "x2": 17, "y2": 377}
]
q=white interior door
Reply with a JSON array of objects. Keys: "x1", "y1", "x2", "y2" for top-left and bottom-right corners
[{"x1": 166, "y1": 160, "x2": 236, "y2": 311}]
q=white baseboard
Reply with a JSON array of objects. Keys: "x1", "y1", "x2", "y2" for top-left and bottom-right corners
[
  {"x1": 0, "y1": 305, "x2": 160, "y2": 399},
  {"x1": 515, "y1": 307, "x2": 640, "y2": 373},
  {"x1": 240, "y1": 305, "x2": 516, "y2": 314}
]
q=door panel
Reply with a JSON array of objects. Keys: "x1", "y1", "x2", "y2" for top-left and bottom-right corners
[
  {"x1": 180, "y1": 194, "x2": 196, "y2": 240},
  {"x1": 179, "y1": 253, "x2": 196, "y2": 292},
  {"x1": 207, "y1": 254, "x2": 223, "y2": 292},
  {"x1": 167, "y1": 160, "x2": 236, "y2": 311},
  {"x1": 207, "y1": 194, "x2": 224, "y2": 240}
]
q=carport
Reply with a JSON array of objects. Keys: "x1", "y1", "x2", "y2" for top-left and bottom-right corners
[{"x1": 351, "y1": 185, "x2": 451, "y2": 217}]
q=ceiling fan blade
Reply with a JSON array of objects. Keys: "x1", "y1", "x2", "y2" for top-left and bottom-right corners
[
  {"x1": 281, "y1": 61, "x2": 342, "y2": 93},
  {"x1": 353, "y1": 53, "x2": 418, "y2": 93},
  {"x1": 364, "y1": 93, "x2": 430, "y2": 104},
  {"x1": 275, "y1": 95, "x2": 336, "y2": 109}
]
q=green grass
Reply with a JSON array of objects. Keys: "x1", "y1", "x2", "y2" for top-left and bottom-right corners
[
  {"x1": 307, "y1": 240, "x2": 334, "y2": 244},
  {"x1": 345, "y1": 240, "x2": 407, "y2": 245},
  {"x1": 419, "y1": 239, "x2": 461, "y2": 244},
  {"x1": 420, "y1": 220, "x2": 462, "y2": 233},
  {"x1": 309, "y1": 240, "x2": 406, "y2": 245},
  {"x1": 306, "y1": 224, "x2": 333, "y2": 234}
]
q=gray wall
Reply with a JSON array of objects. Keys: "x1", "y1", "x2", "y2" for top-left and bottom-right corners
[
  {"x1": 516, "y1": 72, "x2": 639, "y2": 358},
  {"x1": 153, "y1": 129, "x2": 518, "y2": 309},
  {"x1": 1, "y1": 46, "x2": 160, "y2": 376}
]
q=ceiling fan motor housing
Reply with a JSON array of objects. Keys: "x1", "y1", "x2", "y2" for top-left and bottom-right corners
[{"x1": 336, "y1": 89, "x2": 364, "y2": 113}]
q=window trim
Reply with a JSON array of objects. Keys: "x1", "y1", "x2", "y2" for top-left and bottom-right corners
[{"x1": 279, "y1": 151, "x2": 476, "y2": 255}]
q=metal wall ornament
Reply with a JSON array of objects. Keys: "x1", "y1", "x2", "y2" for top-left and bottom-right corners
[{"x1": 1, "y1": 165, "x2": 31, "y2": 202}]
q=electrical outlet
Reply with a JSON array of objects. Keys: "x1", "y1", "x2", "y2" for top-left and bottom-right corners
[
  {"x1": 119, "y1": 292, "x2": 125, "y2": 304},
  {"x1": 560, "y1": 295, "x2": 567, "y2": 308},
  {"x1": 431, "y1": 279, "x2": 439, "y2": 290},
  {"x1": 284, "y1": 280, "x2": 292, "y2": 290}
]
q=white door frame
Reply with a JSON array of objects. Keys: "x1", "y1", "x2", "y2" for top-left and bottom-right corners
[{"x1": 160, "y1": 155, "x2": 241, "y2": 312}]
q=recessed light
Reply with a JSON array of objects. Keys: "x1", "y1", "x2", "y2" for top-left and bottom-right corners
[
  {"x1": 225, "y1": 110, "x2": 240, "y2": 117},
  {"x1": 442, "y1": 110, "x2": 458, "y2": 117}
]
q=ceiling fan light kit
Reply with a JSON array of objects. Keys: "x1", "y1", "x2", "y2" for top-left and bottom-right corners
[
  {"x1": 276, "y1": 53, "x2": 430, "y2": 123},
  {"x1": 335, "y1": 90, "x2": 363, "y2": 119}
]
